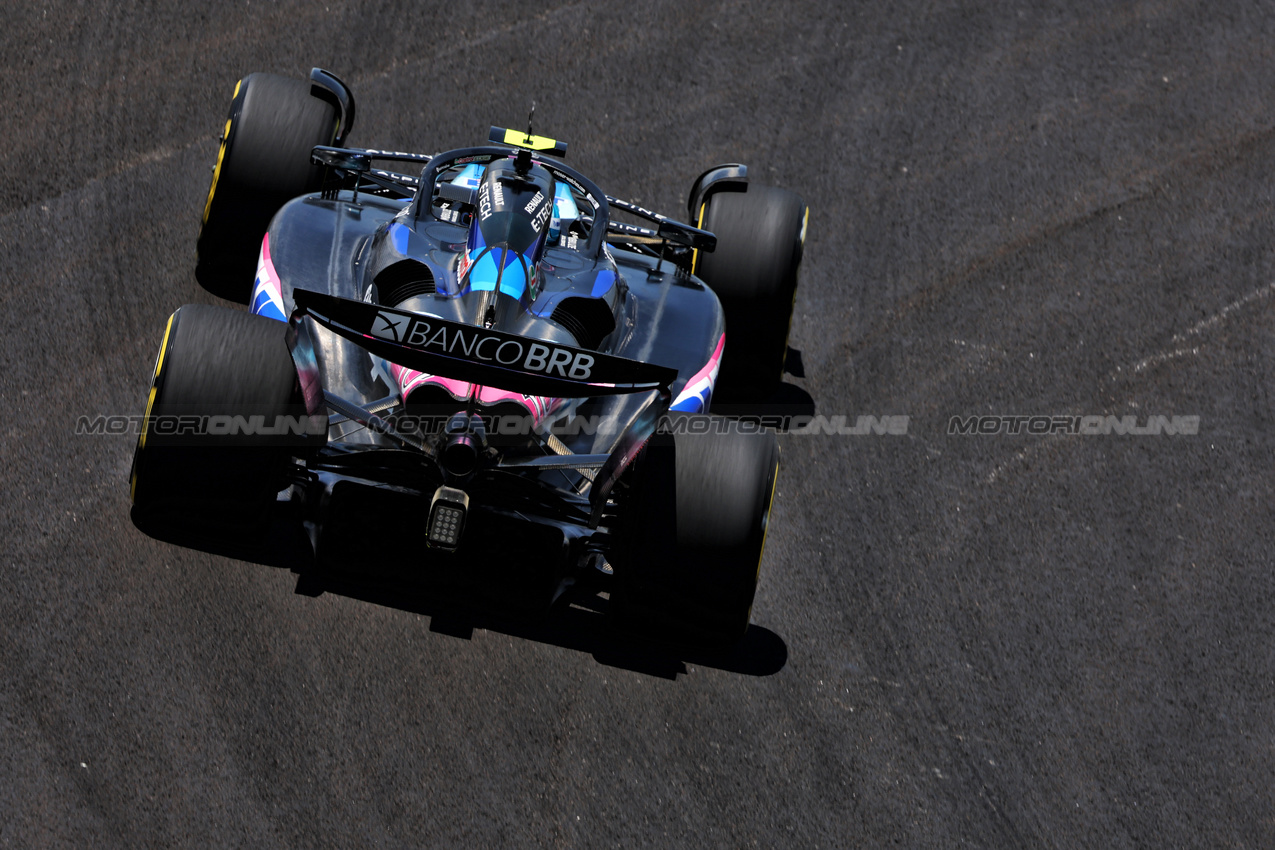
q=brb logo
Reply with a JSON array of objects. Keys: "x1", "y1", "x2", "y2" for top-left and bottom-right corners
[{"x1": 370, "y1": 313, "x2": 594, "y2": 380}]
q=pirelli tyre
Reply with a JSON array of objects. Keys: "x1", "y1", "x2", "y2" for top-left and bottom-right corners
[
  {"x1": 196, "y1": 73, "x2": 338, "y2": 302},
  {"x1": 610, "y1": 414, "x2": 780, "y2": 649},
  {"x1": 692, "y1": 183, "x2": 808, "y2": 405},
  {"x1": 129, "y1": 304, "x2": 324, "y2": 533}
]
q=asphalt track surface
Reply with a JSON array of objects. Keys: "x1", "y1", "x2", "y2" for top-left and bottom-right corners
[{"x1": 3, "y1": 2, "x2": 1274, "y2": 846}]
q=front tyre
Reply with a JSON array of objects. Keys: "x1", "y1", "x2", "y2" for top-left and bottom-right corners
[
  {"x1": 610, "y1": 415, "x2": 780, "y2": 649},
  {"x1": 196, "y1": 73, "x2": 339, "y2": 302},
  {"x1": 693, "y1": 183, "x2": 808, "y2": 405}
]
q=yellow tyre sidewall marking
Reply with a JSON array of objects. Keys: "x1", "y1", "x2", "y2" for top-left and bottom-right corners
[
  {"x1": 691, "y1": 201, "x2": 707, "y2": 275},
  {"x1": 202, "y1": 79, "x2": 241, "y2": 225},
  {"x1": 747, "y1": 451, "x2": 781, "y2": 621},
  {"x1": 132, "y1": 312, "x2": 175, "y2": 501}
]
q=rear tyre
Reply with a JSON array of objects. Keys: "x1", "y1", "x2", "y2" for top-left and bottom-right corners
[
  {"x1": 610, "y1": 415, "x2": 780, "y2": 649},
  {"x1": 693, "y1": 183, "x2": 808, "y2": 404},
  {"x1": 196, "y1": 73, "x2": 339, "y2": 302},
  {"x1": 130, "y1": 304, "x2": 322, "y2": 533}
]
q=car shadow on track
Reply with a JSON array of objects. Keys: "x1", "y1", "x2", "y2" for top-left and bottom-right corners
[
  {"x1": 130, "y1": 351, "x2": 813, "y2": 681},
  {"x1": 308, "y1": 572, "x2": 789, "y2": 680},
  {"x1": 133, "y1": 508, "x2": 788, "y2": 681},
  {"x1": 710, "y1": 348, "x2": 816, "y2": 427}
]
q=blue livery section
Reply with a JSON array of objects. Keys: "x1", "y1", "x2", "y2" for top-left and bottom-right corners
[
  {"x1": 670, "y1": 386, "x2": 711, "y2": 413},
  {"x1": 465, "y1": 247, "x2": 530, "y2": 300},
  {"x1": 450, "y1": 163, "x2": 579, "y2": 243},
  {"x1": 251, "y1": 287, "x2": 288, "y2": 322},
  {"x1": 451, "y1": 163, "x2": 486, "y2": 189},
  {"x1": 389, "y1": 220, "x2": 411, "y2": 254},
  {"x1": 590, "y1": 269, "x2": 617, "y2": 298}
]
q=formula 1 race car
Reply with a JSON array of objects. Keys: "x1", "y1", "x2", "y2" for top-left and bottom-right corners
[{"x1": 130, "y1": 69, "x2": 807, "y2": 648}]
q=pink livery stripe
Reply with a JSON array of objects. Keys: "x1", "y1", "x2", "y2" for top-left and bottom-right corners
[
  {"x1": 670, "y1": 333, "x2": 724, "y2": 413},
  {"x1": 475, "y1": 386, "x2": 562, "y2": 423},
  {"x1": 389, "y1": 362, "x2": 562, "y2": 426},
  {"x1": 390, "y1": 363, "x2": 472, "y2": 402},
  {"x1": 249, "y1": 233, "x2": 287, "y2": 322}
]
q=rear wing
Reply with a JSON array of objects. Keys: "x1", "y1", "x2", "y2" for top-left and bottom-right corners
[{"x1": 290, "y1": 290, "x2": 677, "y2": 398}]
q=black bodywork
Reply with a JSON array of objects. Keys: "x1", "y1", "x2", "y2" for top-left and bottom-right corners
[{"x1": 254, "y1": 132, "x2": 735, "y2": 605}]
